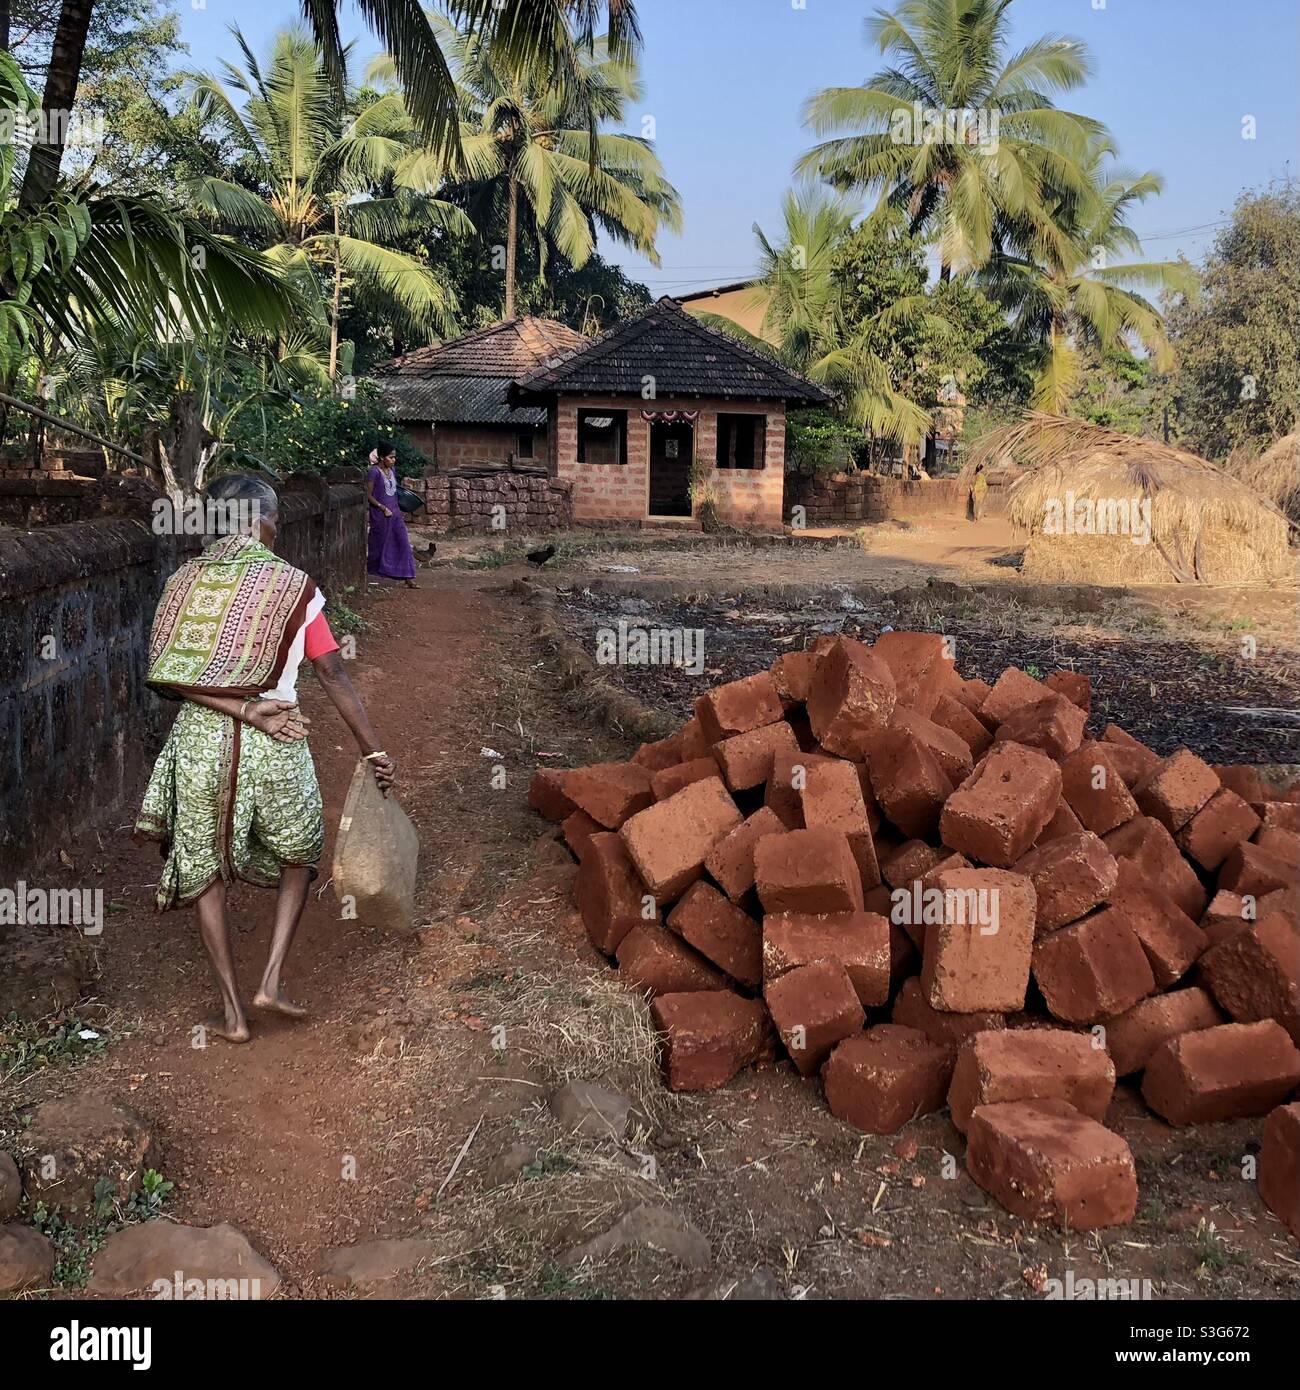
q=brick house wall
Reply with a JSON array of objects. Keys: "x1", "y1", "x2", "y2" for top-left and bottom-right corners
[
  {"x1": 398, "y1": 422, "x2": 546, "y2": 471},
  {"x1": 548, "y1": 396, "x2": 787, "y2": 530}
]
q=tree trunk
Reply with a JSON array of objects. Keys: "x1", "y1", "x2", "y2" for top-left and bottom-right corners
[
  {"x1": 504, "y1": 175, "x2": 518, "y2": 319},
  {"x1": 1, "y1": 1, "x2": 12, "y2": 52},
  {"x1": 328, "y1": 206, "x2": 342, "y2": 381},
  {"x1": 939, "y1": 263, "x2": 951, "y2": 284},
  {"x1": 18, "y1": 0, "x2": 95, "y2": 212}
]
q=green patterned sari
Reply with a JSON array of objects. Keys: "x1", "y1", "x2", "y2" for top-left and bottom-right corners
[{"x1": 136, "y1": 535, "x2": 327, "y2": 910}]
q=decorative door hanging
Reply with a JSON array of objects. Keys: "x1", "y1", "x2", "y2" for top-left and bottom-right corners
[{"x1": 640, "y1": 409, "x2": 698, "y2": 423}]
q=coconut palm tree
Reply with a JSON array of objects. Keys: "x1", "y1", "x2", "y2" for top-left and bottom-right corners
[
  {"x1": 181, "y1": 28, "x2": 477, "y2": 377},
  {"x1": 18, "y1": 1, "x2": 640, "y2": 216},
  {"x1": 1, "y1": 50, "x2": 297, "y2": 385},
  {"x1": 980, "y1": 141, "x2": 1199, "y2": 410},
  {"x1": 371, "y1": 9, "x2": 679, "y2": 318},
  {"x1": 701, "y1": 188, "x2": 948, "y2": 449},
  {"x1": 797, "y1": 0, "x2": 1104, "y2": 280}
]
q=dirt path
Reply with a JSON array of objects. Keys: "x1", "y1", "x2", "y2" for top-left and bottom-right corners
[{"x1": 72, "y1": 573, "x2": 525, "y2": 1290}]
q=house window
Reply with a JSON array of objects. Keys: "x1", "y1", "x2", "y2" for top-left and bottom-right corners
[
  {"x1": 516, "y1": 431, "x2": 535, "y2": 459},
  {"x1": 716, "y1": 412, "x2": 766, "y2": 469},
  {"x1": 577, "y1": 409, "x2": 627, "y2": 465}
]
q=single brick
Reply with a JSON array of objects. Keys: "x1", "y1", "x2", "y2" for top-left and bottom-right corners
[
  {"x1": 1141, "y1": 1020, "x2": 1300, "y2": 1125},
  {"x1": 667, "y1": 881, "x2": 763, "y2": 988},
  {"x1": 705, "y1": 806, "x2": 787, "y2": 902},
  {"x1": 806, "y1": 637, "x2": 897, "y2": 758},
  {"x1": 1256, "y1": 826, "x2": 1300, "y2": 861},
  {"x1": 619, "y1": 776, "x2": 742, "y2": 903},
  {"x1": 762, "y1": 910, "x2": 891, "y2": 1007},
  {"x1": 1032, "y1": 907, "x2": 1156, "y2": 1024},
  {"x1": 1014, "y1": 831, "x2": 1118, "y2": 934},
  {"x1": 822, "y1": 1024, "x2": 954, "y2": 1134},
  {"x1": 564, "y1": 760, "x2": 654, "y2": 829},
  {"x1": 1198, "y1": 914, "x2": 1300, "y2": 1043},
  {"x1": 713, "y1": 721, "x2": 800, "y2": 792},
  {"x1": 1201, "y1": 889, "x2": 1250, "y2": 944},
  {"x1": 889, "y1": 853, "x2": 973, "y2": 951},
  {"x1": 764, "y1": 959, "x2": 865, "y2": 1077},
  {"x1": 1059, "y1": 741, "x2": 1140, "y2": 835},
  {"x1": 1099, "y1": 987, "x2": 1224, "y2": 1076},
  {"x1": 1176, "y1": 787, "x2": 1262, "y2": 870},
  {"x1": 651, "y1": 756, "x2": 720, "y2": 801},
  {"x1": 1259, "y1": 1103, "x2": 1300, "y2": 1241},
  {"x1": 1258, "y1": 801, "x2": 1300, "y2": 832},
  {"x1": 882, "y1": 840, "x2": 946, "y2": 890},
  {"x1": 650, "y1": 991, "x2": 772, "y2": 1092},
  {"x1": 1213, "y1": 764, "x2": 1269, "y2": 804},
  {"x1": 529, "y1": 768, "x2": 577, "y2": 822},
  {"x1": 764, "y1": 749, "x2": 835, "y2": 829},
  {"x1": 919, "y1": 867, "x2": 1037, "y2": 1014},
  {"x1": 633, "y1": 733, "x2": 682, "y2": 772},
  {"x1": 677, "y1": 716, "x2": 711, "y2": 761},
  {"x1": 866, "y1": 726, "x2": 953, "y2": 841},
  {"x1": 965, "y1": 1099, "x2": 1138, "y2": 1230},
  {"x1": 955, "y1": 677, "x2": 995, "y2": 725},
  {"x1": 576, "y1": 832, "x2": 653, "y2": 955},
  {"x1": 1035, "y1": 798, "x2": 1085, "y2": 846},
  {"x1": 615, "y1": 922, "x2": 725, "y2": 996},
  {"x1": 771, "y1": 647, "x2": 824, "y2": 705},
  {"x1": 561, "y1": 809, "x2": 603, "y2": 863},
  {"x1": 798, "y1": 759, "x2": 882, "y2": 893},
  {"x1": 1046, "y1": 670, "x2": 1092, "y2": 714},
  {"x1": 1218, "y1": 841, "x2": 1299, "y2": 899},
  {"x1": 994, "y1": 695, "x2": 1087, "y2": 760},
  {"x1": 940, "y1": 742, "x2": 1062, "y2": 867},
  {"x1": 1134, "y1": 748, "x2": 1220, "y2": 833},
  {"x1": 870, "y1": 631, "x2": 961, "y2": 718},
  {"x1": 695, "y1": 671, "x2": 784, "y2": 744},
  {"x1": 1259, "y1": 885, "x2": 1300, "y2": 929},
  {"x1": 1111, "y1": 859, "x2": 1207, "y2": 987},
  {"x1": 948, "y1": 1029, "x2": 1116, "y2": 1133},
  {"x1": 891, "y1": 708, "x2": 975, "y2": 784},
  {"x1": 1101, "y1": 724, "x2": 1159, "y2": 781},
  {"x1": 932, "y1": 691, "x2": 994, "y2": 757},
  {"x1": 980, "y1": 667, "x2": 1055, "y2": 725},
  {"x1": 891, "y1": 975, "x2": 1005, "y2": 1048},
  {"x1": 1104, "y1": 816, "x2": 1207, "y2": 920},
  {"x1": 754, "y1": 828, "x2": 865, "y2": 916}
]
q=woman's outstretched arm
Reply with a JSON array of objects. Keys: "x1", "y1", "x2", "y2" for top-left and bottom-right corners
[{"x1": 311, "y1": 650, "x2": 395, "y2": 793}]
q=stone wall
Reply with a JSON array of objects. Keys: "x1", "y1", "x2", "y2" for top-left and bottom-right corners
[
  {"x1": 784, "y1": 472, "x2": 1008, "y2": 526},
  {"x1": 0, "y1": 484, "x2": 365, "y2": 876},
  {"x1": 403, "y1": 470, "x2": 572, "y2": 534}
]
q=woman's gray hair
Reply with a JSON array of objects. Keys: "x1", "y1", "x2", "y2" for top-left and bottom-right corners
[{"x1": 203, "y1": 474, "x2": 278, "y2": 538}]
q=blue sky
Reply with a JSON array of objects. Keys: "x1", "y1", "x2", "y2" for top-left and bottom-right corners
[{"x1": 177, "y1": 0, "x2": 1300, "y2": 291}]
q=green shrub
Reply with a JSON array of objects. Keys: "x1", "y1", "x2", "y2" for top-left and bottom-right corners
[{"x1": 785, "y1": 407, "x2": 869, "y2": 476}]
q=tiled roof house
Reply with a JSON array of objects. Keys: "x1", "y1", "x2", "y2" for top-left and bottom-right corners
[
  {"x1": 373, "y1": 316, "x2": 588, "y2": 470},
  {"x1": 511, "y1": 296, "x2": 832, "y2": 528}
]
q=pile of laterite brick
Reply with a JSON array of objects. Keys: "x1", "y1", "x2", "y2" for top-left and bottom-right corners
[{"x1": 528, "y1": 632, "x2": 1300, "y2": 1237}]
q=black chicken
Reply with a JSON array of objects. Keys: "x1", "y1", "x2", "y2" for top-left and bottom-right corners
[{"x1": 526, "y1": 543, "x2": 557, "y2": 567}]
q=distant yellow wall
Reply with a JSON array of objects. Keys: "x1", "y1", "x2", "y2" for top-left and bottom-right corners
[{"x1": 678, "y1": 284, "x2": 776, "y2": 343}]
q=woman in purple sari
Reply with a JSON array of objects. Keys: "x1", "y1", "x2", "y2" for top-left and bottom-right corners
[{"x1": 366, "y1": 439, "x2": 418, "y2": 587}]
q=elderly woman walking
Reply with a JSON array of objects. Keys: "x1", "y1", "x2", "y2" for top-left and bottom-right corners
[
  {"x1": 136, "y1": 474, "x2": 395, "y2": 1043},
  {"x1": 366, "y1": 438, "x2": 418, "y2": 588}
]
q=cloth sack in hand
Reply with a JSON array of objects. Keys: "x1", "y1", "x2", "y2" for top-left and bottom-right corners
[{"x1": 332, "y1": 759, "x2": 418, "y2": 929}]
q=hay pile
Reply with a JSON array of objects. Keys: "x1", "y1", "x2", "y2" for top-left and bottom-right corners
[
  {"x1": 966, "y1": 414, "x2": 1294, "y2": 585},
  {"x1": 1235, "y1": 432, "x2": 1300, "y2": 527}
]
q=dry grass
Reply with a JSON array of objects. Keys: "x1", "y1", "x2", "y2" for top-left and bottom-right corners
[
  {"x1": 966, "y1": 413, "x2": 1293, "y2": 584},
  {"x1": 1233, "y1": 433, "x2": 1300, "y2": 525}
]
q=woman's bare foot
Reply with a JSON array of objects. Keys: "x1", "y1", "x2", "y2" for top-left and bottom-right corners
[
  {"x1": 251, "y1": 988, "x2": 309, "y2": 1019},
  {"x1": 201, "y1": 1015, "x2": 251, "y2": 1044},
  {"x1": 403, "y1": 578, "x2": 418, "y2": 589}
]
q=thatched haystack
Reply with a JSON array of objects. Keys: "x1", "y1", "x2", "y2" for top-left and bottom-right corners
[
  {"x1": 965, "y1": 413, "x2": 1295, "y2": 585},
  {"x1": 1235, "y1": 432, "x2": 1300, "y2": 526}
]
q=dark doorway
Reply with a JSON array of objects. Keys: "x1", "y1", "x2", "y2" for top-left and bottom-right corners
[{"x1": 648, "y1": 419, "x2": 693, "y2": 517}]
